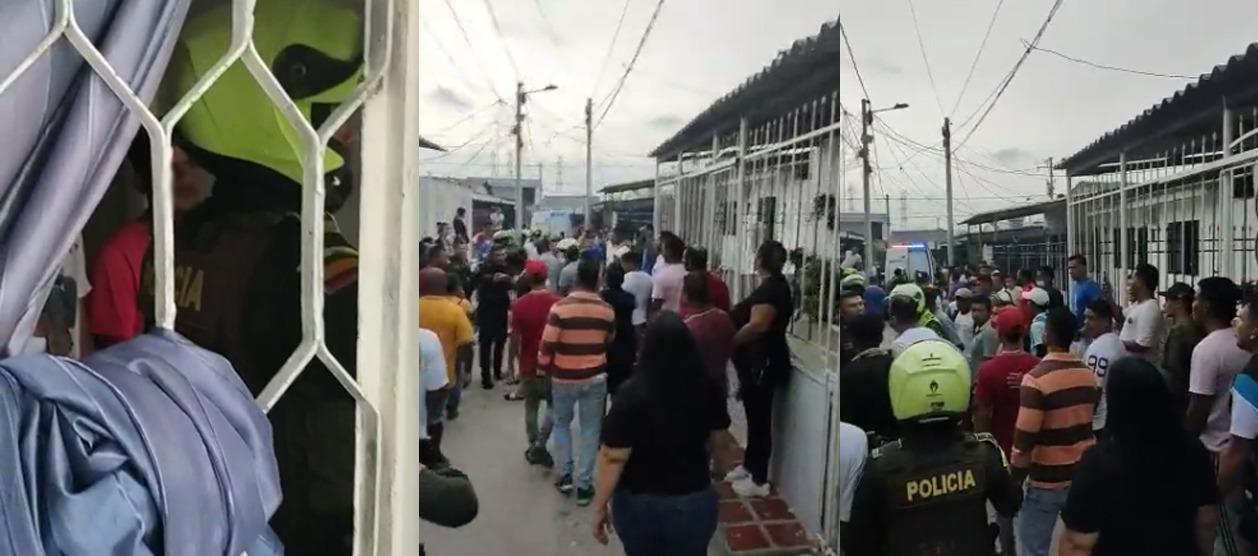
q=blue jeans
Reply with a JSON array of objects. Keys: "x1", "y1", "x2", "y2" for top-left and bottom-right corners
[
  {"x1": 551, "y1": 377, "x2": 607, "y2": 490},
  {"x1": 612, "y1": 487, "x2": 718, "y2": 556},
  {"x1": 1018, "y1": 485, "x2": 1069, "y2": 556}
]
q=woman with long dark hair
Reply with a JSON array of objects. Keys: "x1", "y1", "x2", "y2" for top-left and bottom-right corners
[
  {"x1": 591, "y1": 312, "x2": 733, "y2": 555},
  {"x1": 1057, "y1": 357, "x2": 1220, "y2": 555},
  {"x1": 726, "y1": 240, "x2": 793, "y2": 498}
]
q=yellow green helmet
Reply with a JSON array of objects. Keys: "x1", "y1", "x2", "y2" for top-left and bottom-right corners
[
  {"x1": 166, "y1": 0, "x2": 364, "y2": 185},
  {"x1": 888, "y1": 339, "x2": 970, "y2": 422},
  {"x1": 839, "y1": 270, "x2": 866, "y2": 293},
  {"x1": 889, "y1": 283, "x2": 926, "y2": 314}
]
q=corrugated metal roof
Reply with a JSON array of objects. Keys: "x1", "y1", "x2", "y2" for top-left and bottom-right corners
[
  {"x1": 600, "y1": 179, "x2": 654, "y2": 194},
  {"x1": 1059, "y1": 43, "x2": 1258, "y2": 175},
  {"x1": 649, "y1": 18, "x2": 839, "y2": 158},
  {"x1": 959, "y1": 198, "x2": 1064, "y2": 226}
]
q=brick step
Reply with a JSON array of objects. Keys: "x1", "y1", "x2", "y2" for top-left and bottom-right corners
[{"x1": 712, "y1": 480, "x2": 818, "y2": 555}]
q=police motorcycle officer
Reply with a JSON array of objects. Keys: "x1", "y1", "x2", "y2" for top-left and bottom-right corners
[
  {"x1": 142, "y1": 2, "x2": 437, "y2": 553},
  {"x1": 845, "y1": 339, "x2": 1020, "y2": 556}
]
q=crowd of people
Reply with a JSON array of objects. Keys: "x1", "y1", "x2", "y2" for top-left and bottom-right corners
[
  {"x1": 416, "y1": 214, "x2": 795, "y2": 555},
  {"x1": 837, "y1": 255, "x2": 1258, "y2": 555}
]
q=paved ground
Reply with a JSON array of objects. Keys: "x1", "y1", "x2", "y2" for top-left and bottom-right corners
[{"x1": 416, "y1": 381, "x2": 632, "y2": 555}]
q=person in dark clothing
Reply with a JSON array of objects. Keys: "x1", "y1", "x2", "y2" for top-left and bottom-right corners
[
  {"x1": 600, "y1": 263, "x2": 638, "y2": 395},
  {"x1": 144, "y1": 2, "x2": 371, "y2": 552},
  {"x1": 472, "y1": 245, "x2": 514, "y2": 388},
  {"x1": 453, "y1": 207, "x2": 469, "y2": 244},
  {"x1": 727, "y1": 241, "x2": 794, "y2": 498},
  {"x1": 846, "y1": 340, "x2": 1021, "y2": 556},
  {"x1": 1058, "y1": 357, "x2": 1220, "y2": 555},
  {"x1": 592, "y1": 312, "x2": 735, "y2": 555},
  {"x1": 1159, "y1": 282, "x2": 1202, "y2": 416},
  {"x1": 840, "y1": 313, "x2": 898, "y2": 442}
]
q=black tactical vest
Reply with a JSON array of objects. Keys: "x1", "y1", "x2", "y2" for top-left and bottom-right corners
[
  {"x1": 869, "y1": 432, "x2": 999, "y2": 556},
  {"x1": 141, "y1": 210, "x2": 296, "y2": 395}
]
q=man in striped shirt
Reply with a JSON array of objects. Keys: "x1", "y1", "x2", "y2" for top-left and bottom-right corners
[
  {"x1": 538, "y1": 258, "x2": 616, "y2": 506},
  {"x1": 1012, "y1": 307, "x2": 1100, "y2": 556}
]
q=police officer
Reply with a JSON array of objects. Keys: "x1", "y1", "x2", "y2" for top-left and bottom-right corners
[
  {"x1": 845, "y1": 339, "x2": 1020, "y2": 556},
  {"x1": 144, "y1": 2, "x2": 369, "y2": 553}
]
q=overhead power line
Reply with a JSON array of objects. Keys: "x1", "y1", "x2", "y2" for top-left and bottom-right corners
[
  {"x1": 1026, "y1": 42, "x2": 1198, "y2": 80},
  {"x1": 954, "y1": 0, "x2": 1065, "y2": 149},
  {"x1": 950, "y1": 0, "x2": 1005, "y2": 116},
  {"x1": 837, "y1": 15, "x2": 871, "y2": 99},
  {"x1": 481, "y1": 0, "x2": 521, "y2": 78},
  {"x1": 592, "y1": 0, "x2": 634, "y2": 97},
  {"x1": 439, "y1": 0, "x2": 507, "y2": 103},
  {"x1": 594, "y1": 0, "x2": 667, "y2": 130},
  {"x1": 904, "y1": 0, "x2": 946, "y2": 116}
]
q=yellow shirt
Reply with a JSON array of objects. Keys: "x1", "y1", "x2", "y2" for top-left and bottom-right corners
[{"x1": 419, "y1": 296, "x2": 474, "y2": 384}]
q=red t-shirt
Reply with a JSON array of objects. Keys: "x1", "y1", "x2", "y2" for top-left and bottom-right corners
[
  {"x1": 683, "y1": 308, "x2": 736, "y2": 387},
  {"x1": 975, "y1": 351, "x2": 1041, "y2": 457},
  {"x1": 511, "y1": 289, "x2": 561, "y2": 377},
  {"x1": 681, "y1": 271, "x2": 732, "y2": 315},
  {"x1": 87, "y1": 221, "x2": 151, "y2": 343}
]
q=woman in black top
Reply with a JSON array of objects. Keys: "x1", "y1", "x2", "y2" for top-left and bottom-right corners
[
  {"x1": 593, "y1": 313, "x2": 733, "y2": 556},
  {"x1": 600, "y1": 263, "x2": 638, "y2": 396},
  {"x1": 1058, "y1": 357, "x2": 1220, "y2": 555},
  {"x1": 726, "y1": 240, "x2": 793, "y2": 498}
]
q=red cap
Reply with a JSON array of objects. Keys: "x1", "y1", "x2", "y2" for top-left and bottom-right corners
[
  {"x1": 524, "y1": 259, "x2": 548, "y2": 278},
  {"x1": 992, "y1": 307, "x2": 1027, "y2": 336}
]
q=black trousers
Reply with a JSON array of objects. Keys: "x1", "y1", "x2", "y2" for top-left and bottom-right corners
[
  {"x1": 479, "y1": 328, "x2": 507, "y2": 382},
  {"x1": 740, "y1": 377, "x2": 776, "y2": 485}
]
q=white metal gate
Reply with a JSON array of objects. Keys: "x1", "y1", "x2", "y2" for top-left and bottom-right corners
[{"x1": 0, "y1": 0, "x2": 421, "y2": 553}]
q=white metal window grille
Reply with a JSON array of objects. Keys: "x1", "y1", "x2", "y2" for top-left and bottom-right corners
[
  {"x1": 1067, "y1": 102, "x2": 1258, "y2": 292},
  {"x1": 0, "y1": 0, "x2": 421, "y2": 553},
  {"x1": 654, "y1": 88, "x2": 842, "y2": 548}
]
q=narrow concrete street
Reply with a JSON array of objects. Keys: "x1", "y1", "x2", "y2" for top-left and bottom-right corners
[
  {"x1": 416, "y1": 382, "x2": 625, "y2": 555},
  {"x1": 417, "y1": 377, "x2": 741, "y2": 555}
]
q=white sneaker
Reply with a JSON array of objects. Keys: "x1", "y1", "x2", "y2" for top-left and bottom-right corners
[
  {"x1": 730, "y1": 477, "x2": 771, "y2": 498},
  {"x1": 724, "y1": 465, "x2": 751, "y2": 483}
]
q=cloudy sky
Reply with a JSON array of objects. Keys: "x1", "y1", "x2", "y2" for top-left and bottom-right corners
[
  {"x1": 840, "y1": 0, "x2": 1258, "y2": 228},
  {"x1": 417, "y1": 0, "x2": 837, "y2": 195}
]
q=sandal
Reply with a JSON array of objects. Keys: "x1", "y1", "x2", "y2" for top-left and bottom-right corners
[{"x1": 503, "y1": 390, "x2": 525, "y2": 401}]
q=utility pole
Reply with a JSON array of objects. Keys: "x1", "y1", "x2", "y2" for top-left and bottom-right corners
[
  {"x1": 585, "y1": 97, "x2": 593, "y2": 230},
  {"x1": 943, "y1": 117, "x2": 955, "y2": 266},
  {"x1": 860, "y1": 99, "x2": 874, "y2": 277},
  {"x1": 884, "y1": 193, "x2": 891, "y2": 235},
  {"x1": 1045, "y1": 157, "x2": 1055, "y2": 198},
  {"x1": 556, "y1": 155, "x2": 564, "y2": 191},
  {"x1": 514, "y1": 82, "x2": 525, "y2": 241},
  {"x1": 900, "y1": 190, "x2": 908, "y2": 228},
  {"x1": 537, "y1": 163, "x2": 544, "y2": 201}
]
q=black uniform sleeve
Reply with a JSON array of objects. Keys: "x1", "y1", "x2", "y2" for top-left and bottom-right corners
[
  {"x1": 844, "y1": 460, "x2": 888, "y2": 556},
  {"x1": 418, "y1": 466, "x2": 479, "y2": 527},
  {"x1": 1060, "y1": 446, "x2": 1105, "y2": 533},
  {"x1": 983, "y1": 440, "x2": 1022, "y2": 518}
]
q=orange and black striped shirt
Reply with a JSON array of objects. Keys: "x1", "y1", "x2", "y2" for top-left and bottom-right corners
[
  {"x1": 538, "y1": 291, "x2": 615, "y2": 382},
  {"x1": 1011, "y1": 352, "x2": 1100, "y2": 489}
]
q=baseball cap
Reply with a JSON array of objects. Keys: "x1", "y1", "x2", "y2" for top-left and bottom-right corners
[
  {"x1": 1023, "y1": 287, "x2": 1051, "y2": 307},
  {"x1": 993, "y1": 290, "x2": 1014, "y2": 306},
  {"x1": 954, "y1": 288, "x2": 974, "y2": 299},
  {"x1": 524, "y1": 259, "x2": 548, "y2": 278},
  {"x1": 1158, "y1": 282, "x2": 1194, "y2": 301},
  {"x1": 992, "y1": 307, "x2": 1027, "y2": 336}
]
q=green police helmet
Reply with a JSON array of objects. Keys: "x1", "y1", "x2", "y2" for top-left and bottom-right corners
[
  {"x1": 888, "y1": 339, "x2": 970, "y2": 422},
  {"x1": 889, "y1": 283, "x2": 926, "y2": 314},
  {"x1": 839, "y1": 271, "x2": 866, "y2": 293},
  {"x1": 167, "y1": 0, "x2": 364, "y2": 186}
]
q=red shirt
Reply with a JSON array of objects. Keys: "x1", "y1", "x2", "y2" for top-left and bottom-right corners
[
  {"x1": 683, "y1": 308, "x2": 736, "y2": 387},
  {"x1": 511, "y1": 289, "x2": 561, "y2": 377},
  {"x1": 87, "y1": 221, "x2": 151, "y2": 343},
  {"x1": 975, "y1": 351, "x2": 1040, "y2": 457},
  {"x1": 681, "y1": 271, "x2": 732, "y2": 315}
]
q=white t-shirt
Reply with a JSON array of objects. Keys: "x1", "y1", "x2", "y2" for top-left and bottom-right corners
[
  {"x1": 418, "y1": 329, "x2": 450, "y2": 439},
  {"x1": 1120, "y1": 298, "x2": 1165, "y2": 366},
  {"x1": 622, "y1": 270, "x2": 653, "y2": 326},
  {"x1": 954, "y1": 312, "x2": 975, "y2": 349},
  {"x1": 891, "y1": 327, "x2": 940, "y2": 357},
  {"x1": 1189, "y1": 328, "x2": 1251, "y2": 452},
  {"x1": 524, "y1": 241, "x2": 540, "y2": 261},
  {"x1": 1083, "y1": 331, "x2": 1128, "y2": 431},
  {"x1": 650, "y1": 262, "x2": 687, "y2": 313},
  {"x1": 838, "y1": 422, "x2": 868, "y2": 523}
]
